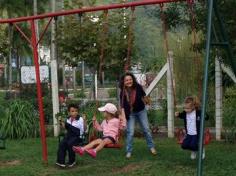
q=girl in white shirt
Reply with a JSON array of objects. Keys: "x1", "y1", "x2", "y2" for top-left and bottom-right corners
[{"x1": 175, "y1": 96, "x2": 208, "y2": 160}]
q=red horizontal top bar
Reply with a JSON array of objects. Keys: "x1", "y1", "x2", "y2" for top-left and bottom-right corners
[{"x1": 0, "y1": 0, "x2": 186, "y2": 23}]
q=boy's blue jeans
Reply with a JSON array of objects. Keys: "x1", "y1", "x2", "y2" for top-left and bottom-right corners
[{"x1": 126, "y1": 109, "x2": 155, "y2": 153}]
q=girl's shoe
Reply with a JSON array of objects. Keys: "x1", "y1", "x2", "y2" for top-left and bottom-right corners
[
  {"x1": 85, "y1": 149, "x2": 97, "y2": 158},
  {"x1": 126, "y1": 152, "x2": 132, "y2": 159},
  {"x1": 190, "y1": 151, "x2": 197, "y2": 160},
  {"x1": 73, "y1": 146, "x2": 84, "y2": 156},
  {"x1": 202, "y1": 148, "x2": 205, "y2": 159}
]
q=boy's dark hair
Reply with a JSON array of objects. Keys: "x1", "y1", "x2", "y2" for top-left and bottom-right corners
[{"x1": 67, "y1": 103, "x2": 79, "y2": 111}]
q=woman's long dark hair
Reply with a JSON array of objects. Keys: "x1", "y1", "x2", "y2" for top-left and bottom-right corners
[{"x1": 119, "y1": 72, "x2": 138, "y2": 89}]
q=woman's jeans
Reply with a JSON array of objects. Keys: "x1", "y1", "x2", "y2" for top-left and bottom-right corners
[{"x1": 126, "y1": 109, "x2": 155, "y2": 153}]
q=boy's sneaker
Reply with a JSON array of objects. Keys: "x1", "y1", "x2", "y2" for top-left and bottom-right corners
[
  {"x1": 56, "y1": 162, "x2": 66, "y2": 168},
  {"x1": 190, "y1": 151, "x2": 197, "y2": 160},
  {"x1": 85, "y1": 149, "x2": 96, "y2": 158},
  {"x1": 73, "y1": 146, "x2": 84, "y2": 156},
  {"x1": 150, "y1": 148, "x2": 157, "y2": 155},
  {"x1": 126, "y1": 152, "x2": 132, "y2": 159},
  {"x1": 68, "y1": 161, "x2": 76, "y2": 168}
]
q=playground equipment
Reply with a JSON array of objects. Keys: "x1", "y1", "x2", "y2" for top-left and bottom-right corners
[
  {"x1": 89, "y1": 125, "x2": 123, "y2": 149},
  {"x1": 176, "y1": 128, "x2": 212, "y2": 145},
  {"x1": 0, "y1": 0, "x2": 235, "y2": 176}
]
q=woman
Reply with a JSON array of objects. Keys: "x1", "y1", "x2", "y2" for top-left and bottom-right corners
[{"x1": 119, "y1": 72, "x2": 156, "y2": 158}]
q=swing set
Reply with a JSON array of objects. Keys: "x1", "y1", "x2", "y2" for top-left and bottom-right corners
[{"x1": 0, "y1": 1, "x2": 233, "y2": 176}]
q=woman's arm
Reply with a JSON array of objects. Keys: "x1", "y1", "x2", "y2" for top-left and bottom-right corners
[{"x1": 119, "y1": 112, "x2": 127, "y2": 130}]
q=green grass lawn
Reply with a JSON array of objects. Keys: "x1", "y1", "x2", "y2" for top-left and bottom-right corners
[{"x1": 0, "y1": 137, "x2": 236, "y2": 176}]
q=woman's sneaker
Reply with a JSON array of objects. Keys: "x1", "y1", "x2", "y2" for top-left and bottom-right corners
[
  {"x1": 85, "y1": 149, "x2": 97, "y2": 158},
  {"x1": 126, "y1": 152, "x2": 132, "y2": 159},
  {"x1": 73, "y1": 146, "x2": 84, "y2": 156},
  {"x1": 150, "y1": 148, "x2": 157, "y2": 155}
]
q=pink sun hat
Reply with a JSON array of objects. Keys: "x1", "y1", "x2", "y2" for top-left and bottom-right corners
[{"x1": 98, "y1": 103, "x2": 118, "y2": 115}]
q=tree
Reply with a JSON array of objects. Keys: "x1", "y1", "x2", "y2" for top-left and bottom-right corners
[{"x1": 57, "y1": 0, "x2": 129, "y2": 83}]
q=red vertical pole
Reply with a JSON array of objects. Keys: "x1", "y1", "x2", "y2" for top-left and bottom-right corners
[{"x1": 30, "y1": 19, "x2": 48, "y2": 163}]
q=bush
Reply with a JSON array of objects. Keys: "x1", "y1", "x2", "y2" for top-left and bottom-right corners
[
  {"x1": 19, "y1": 84, "x2": 53, "y2": 125},
  {"x1": 223, "y1": 87, "x2": 236, "y2": 143},
  {"x1": 74, "y1": 89, "x2": 86, "y2": 98},
  {"x1": 108, "y1": 88, "x2": 117, "y2": 98},
  {"x1": 0, "y1": 99, "x2": 39, "y2": 139}
]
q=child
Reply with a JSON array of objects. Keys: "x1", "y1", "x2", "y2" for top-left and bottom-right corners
[
  {"x1": 175, "y1": 96, "x2": 208, "y2": 160},
  {"x1": 56, "y1": 104, "x2": 87, "y2": 168},
  {"x1": 73, "y1": 103, "x2": 126, "y2": 158}
]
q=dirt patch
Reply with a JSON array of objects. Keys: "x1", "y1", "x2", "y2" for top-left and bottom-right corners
[
  {"x1": 112, "y1": 163, "x2": 144, "y2": 174},
  {"x1": 0, "y1": 160, "x2": 22, "y2": 168}
]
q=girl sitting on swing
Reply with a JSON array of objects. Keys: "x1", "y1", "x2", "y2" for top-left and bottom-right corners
[
  {"x1": 73, "y1": 103, "x2": 126, "y2": 158},
  {"x1": 175, "y1": 96, "x2": 209, "y2": 160}
]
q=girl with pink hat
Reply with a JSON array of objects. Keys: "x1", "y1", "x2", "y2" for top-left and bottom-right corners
[{"x1": 73, "y1": 103, "x2": 126, "y2": 158}]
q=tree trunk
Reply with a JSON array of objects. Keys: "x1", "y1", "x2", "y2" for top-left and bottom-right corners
[
  {"x1": 51, "y1": 0, "x2": 60, "y2": 137},
  {"x1": 34, "y1": 0, "x2": 40, "y2": 64},
  {"x1": 73, "y1": 67, "x2": 76, "y2": 90},
  {"x1": 8, "y1": 24, "x2": 13, "y2": 90}
]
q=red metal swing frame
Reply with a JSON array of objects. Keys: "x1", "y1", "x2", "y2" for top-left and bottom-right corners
[{"x1": 0, "y1": 0, "x2": 187, "y2": 163}]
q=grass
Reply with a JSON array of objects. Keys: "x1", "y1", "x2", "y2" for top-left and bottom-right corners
[{"x1": 0, "y1": 137, "x2": 236, "y2": 176}]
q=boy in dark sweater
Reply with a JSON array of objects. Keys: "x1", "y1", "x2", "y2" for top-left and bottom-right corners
[{"x1": 56, "y1": 104, "x2": 86, "y2": 168}]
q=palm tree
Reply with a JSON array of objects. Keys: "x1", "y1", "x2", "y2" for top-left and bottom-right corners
[{"x1": 0, "y1": 0, "x2": 49, "y2": 89}]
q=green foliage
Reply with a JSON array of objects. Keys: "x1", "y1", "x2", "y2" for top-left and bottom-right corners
[
  {"x1": 0, "y1": 24, "x2": 9, "y2": 64},
  {"x1": 1, "y1": 137, "x2": 236, "y2": 175},
  {"x1": 223, "y1": 87, "x2": 236, "y2": 143},
  {"x1": 107, "y1": 88, "x2": 117, "y2": 98},
  {"x1": 74, "y1": 89, "x2": 86, "y2": 98},
  {"x1": 0, "y1": 99, "x2": 39, "y2": 139},
  {"x1": 160, "y1": 99, "x2": 167, "y2": 120},
  {"x1": 57, "y1": 0, "x2": 129, "y2": 79},
  {"x1": 80, "y1": 101, "x2": 103, "y2": 122},
  {"x1": 19, "y1": 84, "x2": 53, "y2": 124}
]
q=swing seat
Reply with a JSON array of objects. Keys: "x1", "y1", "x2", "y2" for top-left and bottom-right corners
[
  {"x1": 176, "y1": 128, "x2": 185, "y2": 144},
  {"x1": 104, "y1": 133, "x2": 123, "y2": 149},
  {"x1": 89, "y1": 129, "x2": 124, "y2": 149},
  {"x1": 204, "y1": 128, "x2": 211, "y2": 145},
  {"x1": 176, "y1": 128, "x2": 212, "y2": 145},
  {"x1": 105, "y1": 143, "x2": 122, "y2": 148}
]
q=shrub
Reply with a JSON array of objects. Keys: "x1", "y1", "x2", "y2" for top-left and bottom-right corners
[
  {"x1": 223, "y1": 87, "x2": 236, "y2": 143},
  {"x1": 108, "y1": 88, "x2": 117, "y2": 98},
  {"x1": 0, "y1": 99, "x2": 39, "y2": 139},
  {"x1": 74, "y1": 89, "x2": 86, "y2": 98}
]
